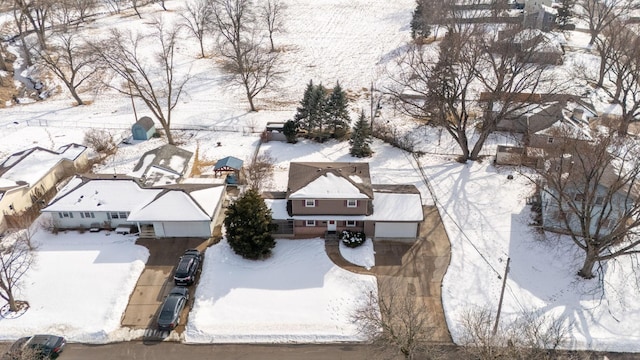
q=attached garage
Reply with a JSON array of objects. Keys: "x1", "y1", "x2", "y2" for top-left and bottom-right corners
[
  {"x1": 153, "y1": 221, "x2": 213, "y2": 238},
  {"x1": 374, "y1": 222, "x2": 419, "y2": 238}
]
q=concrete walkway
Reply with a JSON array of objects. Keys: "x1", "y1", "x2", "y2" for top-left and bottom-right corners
[{"x1": 325, "y1": 206, "x2": 453, "y2": 343}]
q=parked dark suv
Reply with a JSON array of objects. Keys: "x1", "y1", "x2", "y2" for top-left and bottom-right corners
[{"x1": 173, "y1": 249, "x2": 202, "y2": 286}]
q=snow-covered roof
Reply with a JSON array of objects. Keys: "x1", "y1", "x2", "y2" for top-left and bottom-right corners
[
  {"x1": 190, "y1": 186, "x2": 225, "y2": 217},
  {"x1": 0, "y1": 144, "x2": 87, "y2": 189},
  {"x1": 368, "y1": 192, "x2": 423, "y2": 221},
  {"x1": 57, "y1": 143, "x2": 88, "y2": 161},
  {"x1": 0, "y1": 148, "x2": 64, "y2": 188},
  {"x1": 128, "y1": 191, "x2": 209, "y2": 221},
  {"x1": 44, "y1": 179, "x2": 162, "y2": 213},
  {"x1": 289, "y1": 172, "x2": 370, "y2": 199}
]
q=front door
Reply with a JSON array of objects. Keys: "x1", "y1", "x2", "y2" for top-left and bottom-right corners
[{"x1": 327, "y1": 220, "x2": 337, "y2": 232}]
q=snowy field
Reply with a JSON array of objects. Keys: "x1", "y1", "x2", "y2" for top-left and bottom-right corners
[{"x1": 0, "y1": 0, "x2": 639, "y2": 353}]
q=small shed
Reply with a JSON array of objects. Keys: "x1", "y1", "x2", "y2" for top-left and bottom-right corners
[
  {"x1": 214, "y1": 156, "x2": 243, "y2": 184},
  {"x1": 264, "y1": 122, "x2": 287, "y2": 142},
  {"x1": 132, "y1": 116, "x2": 156, "y2": 141}
]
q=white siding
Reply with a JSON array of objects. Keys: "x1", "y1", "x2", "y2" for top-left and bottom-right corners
[{"x1": 374, "y1": 222, "x2": 418, "y2": 239}]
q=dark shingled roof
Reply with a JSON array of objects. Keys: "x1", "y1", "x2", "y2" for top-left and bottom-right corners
[{"x1": 286, "y1": 162, "x2": 373, "y2": 199}]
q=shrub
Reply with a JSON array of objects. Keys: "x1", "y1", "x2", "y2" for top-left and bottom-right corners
[
  {"x1": 83, "y1": 129, "x2": 116, "y2": 155},
  {"x1": 341, "y1": 230, "x2": 366, "y2": 248}
]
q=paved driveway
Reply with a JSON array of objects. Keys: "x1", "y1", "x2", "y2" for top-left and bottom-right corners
[
  {"x1": 121, "y1": 238, "x2": 210, "y2": 338},
  {"x1": 326, "y1": 205, "x2": 453, "y2": 343}
]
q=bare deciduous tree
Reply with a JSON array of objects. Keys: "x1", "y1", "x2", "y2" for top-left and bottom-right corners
[
  {"x1": 597, "y1": 25, "x2": 640, "y2": 135},
  {"x1": 261, "y1": 0, "x2": 285, "y2": 52},
  {"x1": 389, "y1": 24, "x2": 554, "y2": 161},
  {"x1": 352, "y1": 278, "x2": 441, "y2": 360},
  {"x1": 92, "y1": 20, "x2": 191, "y2": 145},
  {"x1": 459, "y1": 307, "x2": 572, "y2": 360},
  {"x1": 534, "y1": 131, "x2": 640, "y2": 279},
  {"x1": 472, "y1": 27, "x2": 558, "y2": 160},
  {"x1": 0, "y1": 230, "x2": 35, "y2": 313},
  {"x1": 14, "y1": 0, "x2": 53, "y2": 49},
  {"x1": 576, "y1": 0, "x2": 637, "y2": 46},
  {"x1": 211, "y1": 0, "x2": 281, "y2": 111},
  {"x1": 34, "y1": 32, "x2": 102, "y2": 105},
  {"x1": 179, "y1": 0, "x2": 212, "y2": 58},
  {"x1": 242, "y1": 151, "x2": 274, "y2": 191}
]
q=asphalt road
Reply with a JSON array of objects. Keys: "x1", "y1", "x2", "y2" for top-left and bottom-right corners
[{"x1": 1, "y1": 341, "x2": 640, "y2": 359}]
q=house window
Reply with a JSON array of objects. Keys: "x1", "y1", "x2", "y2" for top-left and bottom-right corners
[
  {"x1": 306, "y1": 220, "x2": 316, "y2": 227},
  {"x1": 574, "y1": 193, "x2": 585, "y2": 202},
  {"x1": 595, "y1": 196, "x2": 604, "y2": 205},
  {"x1": 347, "y1": 199, "x2": 357, "y2": 208},
  {"x1": 58, "y1": 212, "x2": 73, "y2": 218},
  {"x1": 305, "y1": 200, "x2": 316, "y2": 207},
  {"x1": 109, "y1": 212, "x2": 120, "y2": 219},
  {"x1": 346, "y1": 220, "x2": 356, "y2": 227},
  {"x1": 80, "y1": 212, "x2": 95, "y2": 219},
  {"x1": 547, "y1": 137, "x2": 554, "y2": 144},
  {"x1": 119, "y1": 212, "x2": 129, "y2": 219}
]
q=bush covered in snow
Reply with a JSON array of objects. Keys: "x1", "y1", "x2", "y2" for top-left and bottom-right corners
[{"x1": 340, "y1": 230, "x2": 366, "y2": 248}]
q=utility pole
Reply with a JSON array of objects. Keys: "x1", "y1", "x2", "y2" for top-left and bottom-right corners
[{"x1": 493, "y1": 257, "x2": 510, "y2": 335}]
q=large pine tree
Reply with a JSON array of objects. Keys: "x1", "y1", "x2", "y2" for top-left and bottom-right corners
[
  {"x1": 350, "y1": 110, "x2": 373, "y2": 158},
  {"x1": 410, "y1": 0, "x2": 431, "y2": 40},
  {"x1": 294, "y1": 80, "x2": 315, "y2": 131},
  {"x1": 224, "y1": 188, "x2": 276, "y2": 260},
  {"x1": 308, "y1": 83, "x2": 327, "y2": 133},
  {"x1": 326, "y1": 81, "x2": 350, "y2": 138}
]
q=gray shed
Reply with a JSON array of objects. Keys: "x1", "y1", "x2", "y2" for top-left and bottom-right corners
[{"x1": 132, "y1": 116, "x2": 156, "y2": 140}]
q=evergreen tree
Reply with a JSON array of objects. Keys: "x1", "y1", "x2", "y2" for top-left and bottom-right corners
[
  {"x1": 410, "y1": 0, "x2": 431, "y2": 40},
  {"x1": 350, "y1": 110, "x2": 373, "y2": 158},
  {"x1": 326, "y1": 81, "x2": 350, "y2": 138},
  {"x1": 556, "y1": 0, "x2": 574, "y2": 27},
  {"x1": 224, "y1": 188, "x2": 277, "y2": 260},
  {"x1": 283, "y1": 120, "x2": 298, "y2": 143},
  {"x1": 308, "y1": 83, "x2": 327, "y2": 134},
  {"x1": 294, "y1": 80, "x2": 314, "y2": 131}
]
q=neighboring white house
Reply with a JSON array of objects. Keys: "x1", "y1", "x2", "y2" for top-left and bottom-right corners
[
  {"x1": 42, "y1": 175, "x2": 225, "y2": 238},
  {"x1": 0, "y1": 144, "x2": 88, "y2": 232}
]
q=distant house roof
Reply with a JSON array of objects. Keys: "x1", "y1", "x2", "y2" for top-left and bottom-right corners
[
  {"x1": 133, "y1": 116, "x2": 155, "y2": 131},
  {"x1": 129, "y1": 144, "x2": 193, "y2": 186},
  {"x1": 214, "y1": 156, "x2": 243, "y2": 173},
  {"x1": 287, "y1": 162, "x2": 373, "y2": 199},
  {"x1": 0, "y1": 144, "x2": 88, "y2": 189}
]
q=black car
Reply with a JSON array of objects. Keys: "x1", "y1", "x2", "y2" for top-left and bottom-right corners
[
  {"x1": 173, "y1": 249, "x2": 202, "y2": 286},
  {"x1": 157, "y1": 286, "x2": 189, "y2": 331},
  {"x1": 3, "y1": 334, "x2": 66, "y2": 359}
]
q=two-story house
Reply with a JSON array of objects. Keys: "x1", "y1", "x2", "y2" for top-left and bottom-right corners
[
  {"x1": 0, "y1": 144, "x2": 88, "y2": 232},
  {"x1": 265, "y1": 162, "x2": 424, "y2": 240}
]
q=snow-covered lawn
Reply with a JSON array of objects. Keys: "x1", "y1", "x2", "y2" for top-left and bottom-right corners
[
  {"x1": 185, "y1": 238, "x2": 377, "y2": 343},
  {"x1": 0, "y1": 229, "x2": 148, "y2": 343}
]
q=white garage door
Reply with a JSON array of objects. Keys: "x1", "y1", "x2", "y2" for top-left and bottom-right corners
[
  {"x1": 161, "y1": 221, "x2": 211, "y2": 238},
  {"x1": 374, "y1": 222, "x2": 418, "y2": 238}
]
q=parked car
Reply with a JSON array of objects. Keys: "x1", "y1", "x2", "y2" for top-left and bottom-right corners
[
  {"x1": 2, "y1": 334, "x2": 66, "y2": 359},
  {"x1": 173, "y1": 249, "x2": 202, "y2": 286},
  {"x1": 157, "y1": 286, "x2": 189, "y2": 331}
]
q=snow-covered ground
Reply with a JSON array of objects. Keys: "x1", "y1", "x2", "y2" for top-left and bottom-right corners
[
  {"x1": 0, "y1": 0, "x2": 639, "y2": 353},
  {"x1": 185, "y1": 239, "x2": 376, "y2": 343}
]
